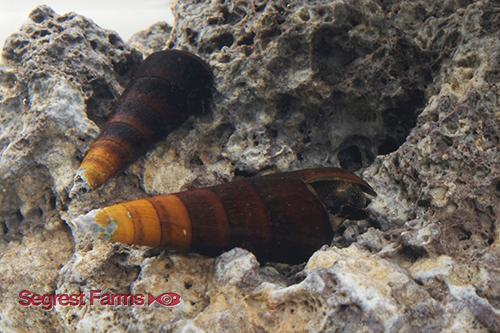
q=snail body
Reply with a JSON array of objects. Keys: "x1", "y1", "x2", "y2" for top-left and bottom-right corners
[
  {"x1": 73, "y1": 168, "x2": 376, "y2": 264},
  {"x1": 71, "y1": 49, "x2": 213, "y2": 195}
]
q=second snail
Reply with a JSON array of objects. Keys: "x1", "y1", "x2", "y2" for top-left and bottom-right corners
[
  {"x1": 71, "y1": 49, "x2": 213, "y2": 196},
  {"x1": 73, "y1": 167, "x2": 376, "y2": 264},
  {"x1": 71, "y1": 49, "x2": 377, "y2": 264}
]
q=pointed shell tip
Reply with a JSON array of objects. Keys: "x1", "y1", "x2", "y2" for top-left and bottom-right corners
[
  {"x1": 70, "y1": 209, "x2": 115, "y2": 242},
  {"x1": 69, "y1": 170, "x2": 92, "y2": 199}
]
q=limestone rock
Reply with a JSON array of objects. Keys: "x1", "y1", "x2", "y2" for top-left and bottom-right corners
[
  {"x1": 0, "y1": 1, "x2": 498, "y2": 332},
  {"x1": 0, "y1": 4, "x2": 143, "y2": 236},
  {"x1": 0, "y1": 5, "x2": 143, "y2": 332},
  {"x1": 127, "y1": 21, "x2": 172, "y2": 57}
]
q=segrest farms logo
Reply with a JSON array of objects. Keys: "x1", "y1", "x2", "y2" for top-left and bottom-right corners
[{"x1": 19, "y1": 290, "x2": 181, "y2": 311}]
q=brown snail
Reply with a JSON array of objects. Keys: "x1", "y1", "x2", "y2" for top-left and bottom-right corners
[
  {"x1": 72, "y1": 168, "x2": 376, "y2": 264},
  {"x1": 71, "y1": 49, "x2": 213, "y2": 196}
]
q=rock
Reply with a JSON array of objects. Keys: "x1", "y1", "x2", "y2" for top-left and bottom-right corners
[
  {"x1": 360, "y1": 3, "x2": 500, "y2": 330},
  {"x1": 0, "y1": 5, "x2": 143, "y2": 332},
  {"x1": 0, "y1": 228, "x2": 72, "y2": 333},
  {"x1": 0, "y1": 1, "x2": 498, "y2": 332},
  {"x1": 128, "y1": 21, "x2": 172, "y2": 57},
  {"x1": 0, "y1": 4, "x2": 143, "y2": 237},
  {"x1": 214, "y1": 248, "x2": 261, "y2": 288}
]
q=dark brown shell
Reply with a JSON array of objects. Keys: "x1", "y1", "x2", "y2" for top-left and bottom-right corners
[
  {"x1": 80, "y1": 168, "x2": 376, "y2": 264},
  {"x1": 72, "y1": 49, "x2": 213, "y2": 194}
]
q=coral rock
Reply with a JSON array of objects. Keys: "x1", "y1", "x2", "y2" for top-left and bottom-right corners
[{"x1": 0, "y1": 1, "x2": 498, "y2": 332}]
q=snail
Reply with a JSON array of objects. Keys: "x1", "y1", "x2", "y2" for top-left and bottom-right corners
[
  {"x1": 69, "y1": 49, "x2": 376, "y2": 263},
  {"x1": 72, "y1": 168, "x2": 376, "y2": 264},
  {"x1": 71, "y1": 49, "x2": 213, "y2": 196}
]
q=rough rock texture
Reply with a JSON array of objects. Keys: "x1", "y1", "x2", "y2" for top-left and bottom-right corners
[
  {"x1": 0, "y1": 1, "x2": 498, "y2": 332},
  {"x1": 127, "y1": 21, "x2": 172, "y2": 57},
  {"x1": 0, "y1": 5, "x2": 144, "y2": 332}
]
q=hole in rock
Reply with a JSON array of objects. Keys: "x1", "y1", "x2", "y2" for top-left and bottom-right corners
[
  {"x1": 85, "y1": 78, "x2": 117, "y2": 127},
  {"x1": 237, "y1": 32, "x2": 255, "y2": 46},
  {"x1": 378, "y1": 89, "x2": 426, "y2": 154},
  {"x1": 186, "y1": 28, "x2": 198, "y2": 45},
  {"x1": 338, "y1": 145, "x2": 362, "y2": 170},
  {"x1": 337, "y1": 135, "x2": 375, "y2": 171},
  {"x1": 222, "y1": 7, "x2": 246, "y2": 25},
  {"x1": 400, "y1": 244, "x2": 427, "y2": 262},
  {"x1": 190, "y1": 156, "x2": 204, "y2": 167},
  {"x1": 453, "y1": 226, "x2": 472, "y2": 241},
  {"x1": 253, "y1": 0, "x2": 267, "y2": 12},
  {"x1": 1, "y1": 211, "x2": 24, "y2": 241},
  {"x1": 234, "y1": 168, "x2": 257, "y2": 178},
  {"x1": 2, "y1": 222, "x2": 8, "y2": 235},
  {"x1": 108, "y1": 34, "x2": 120, "y2": 45},
  {"x1": 275, "y1": 93, "x2": 295, "y2": 115},
  {"x1": 212, "y1": 33, "x2": 235, "y2": 50},
  {"x1": 49, "y1": 194, "x2": 57, "y2": 209},
  {"x1": 377, "y1": 137, "x2": 399, "y2": 155},
  {"x1": 15, "y1": 209, "x2": 23, "y2": 222}
]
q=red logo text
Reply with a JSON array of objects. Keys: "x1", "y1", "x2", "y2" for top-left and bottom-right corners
[{"x1": 18, "y1": 290, "x2": 181, "y2": 311}]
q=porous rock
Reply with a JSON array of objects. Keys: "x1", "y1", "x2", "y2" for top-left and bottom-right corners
[
  {"x1": 0, "y1": 5, "x2": 144, "y2": 332},
  {"x1": 0, "y1": 1, "x2": 498, "y2": 332},
  {"x1": 127, "y1": 21, "x2": 172, "y2": 57}
]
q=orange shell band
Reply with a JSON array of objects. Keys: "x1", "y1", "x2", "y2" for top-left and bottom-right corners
[
  {"x1": 93, "y1": 195, "x2": 191, "y2": 250},
  {"x1": 78, "y1": 144, "x2": 124, "y2": 189}
]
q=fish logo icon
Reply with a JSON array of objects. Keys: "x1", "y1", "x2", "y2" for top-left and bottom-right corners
[{"x1": 147, "y1": 293, "x2": 181, "y2": 307}]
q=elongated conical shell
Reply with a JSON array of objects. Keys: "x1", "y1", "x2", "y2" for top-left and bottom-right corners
[
  {"x1": 71, "y1": 49, "x2": 213, "y2": 196},
  {"x1": 72, "y1": 168, "x2": 376, "y2": 264}
]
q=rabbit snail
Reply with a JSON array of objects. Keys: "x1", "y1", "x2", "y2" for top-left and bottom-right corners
[
  {"x1": 72, "y1": 168, "x2": 376, "y2": 264},
  {"x1": 71, "y1": 49, "x2": 213, "y2": 196},
  {"x1": 70, "y1": 49, "x2": 376, "y2": 263}
]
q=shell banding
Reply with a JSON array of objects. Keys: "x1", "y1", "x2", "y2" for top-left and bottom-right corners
[
  {"x1": 71, "y1": 49, "x2": 213, "y2": 195},
  {"x1": 73, "y1": 168, "x2": 376, "y2": 264}
]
